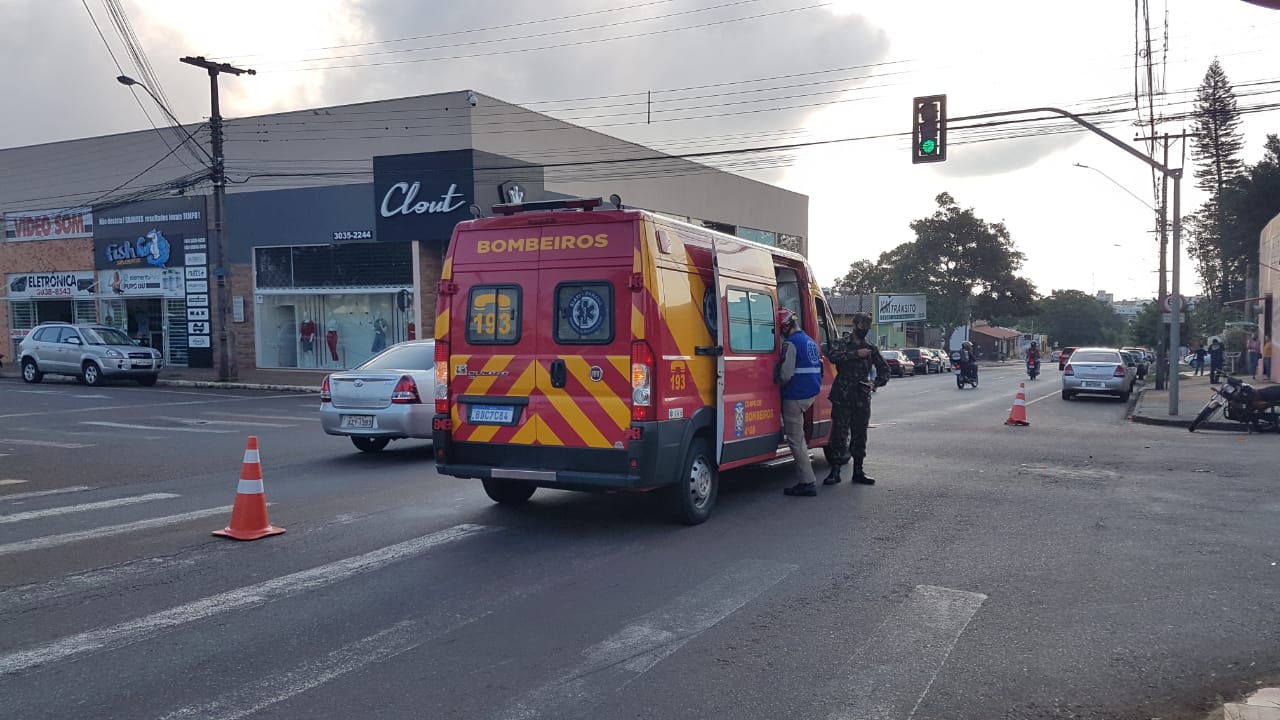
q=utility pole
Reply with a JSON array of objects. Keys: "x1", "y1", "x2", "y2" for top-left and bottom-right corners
[
  {"x1": 180, "y1": 55, "x2": 255, "y2": 382},
  {"x1": 1134, "y1": 131, "x2": 1195, "y2": 393}
]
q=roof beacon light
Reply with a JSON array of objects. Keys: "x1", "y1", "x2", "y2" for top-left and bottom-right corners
[{"x1": 492, "y1": 197, "x2": 604, "y2": 216}]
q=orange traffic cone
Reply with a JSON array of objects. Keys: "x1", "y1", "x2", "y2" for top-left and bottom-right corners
[
  {"x1": 1004, "y1": 383, "x2": 1030, "y2": 426},
  {"x1": 213, "y1": 436, "x2": 285, "y2": 540}
]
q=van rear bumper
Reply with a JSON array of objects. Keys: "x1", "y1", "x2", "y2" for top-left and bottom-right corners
[{"x1": 433, "y1": 418, "x2": 687, "y2": 492}]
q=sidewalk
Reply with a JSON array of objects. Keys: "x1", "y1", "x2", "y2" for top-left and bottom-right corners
[
  {"x1": 0, "y1": 361, "x2": 326, "y2": 393},
  {"x1": 1130, "y1": 368, "x2": 1277, "y2": 430}
]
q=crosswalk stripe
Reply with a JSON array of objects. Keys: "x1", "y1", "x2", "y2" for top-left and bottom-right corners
[
  {"x1": 500, "y1": 558, "x2": 795, "y2": 720},
  {"x1": 0, "y1": 506, "x2": 232, "y2": 557},
  {"x1": 0, "y1": 479, "x2": 27, "y2": 486},
  {"x1": 821, "y1": 585, "x2": 987, "y2": 720},
  {"x1": 0, "y1": 493, "x2": 180, "y2": 525},
  {"x1": 0, "y1": 523, "x2": 494, "y2": 676},
  {"x1": 1, "y1": 485, "x2": 94, "y2": 502},
  {"x1": 203, "y1": 412, "x2": 318, "y2": 422},
  {"x1": 80, "y1": 421, "x2": 234, "y2": 434}
]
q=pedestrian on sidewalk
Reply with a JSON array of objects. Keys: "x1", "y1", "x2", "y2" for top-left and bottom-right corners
[
  {"x1": 822, "y1": 312, "x2": 890, "y2": 486},
  {"x1": 1208, "y1": 338, "x2": 1225, "y2": 384},
  {"x1": 1248, "y1": 334, "x2": 1261, "y2": 379},
  {"x1": 776, "y1": 308, "x2": 823, "y2": 498},
  {"x1": 1193, "y1": 345, "x2": 1207, "y2": 376}
]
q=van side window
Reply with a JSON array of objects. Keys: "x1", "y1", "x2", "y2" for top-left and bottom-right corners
[
  {"x1": 814, "y1": 296, "x2": 834, "y2": 347},
  {"x1": 726, "y1": 288, "x2": 776, "y2": 353},
  {"x1": 466, "y1": 285, "x2": 521, "y2": 344},
  {"x1": 775, "y1": 269, "x2": 802, "y2": 331},
  {"x1": 555, "y1": 282, "x2": 614, "y2": 344}
]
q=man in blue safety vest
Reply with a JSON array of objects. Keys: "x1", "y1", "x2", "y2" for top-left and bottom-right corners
[{"x1": 776, "y1": 307, "x2": 824, "y2": 497}]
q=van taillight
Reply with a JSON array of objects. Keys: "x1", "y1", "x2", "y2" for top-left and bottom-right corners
[
  {"x1": 392, "y1": 375, "x2": 421, "y2": 404},
  {"x1": 434, "y1": 341, "x2": 449, "y2": 414},
  {"x1": 320, "y1": 375, "x2": 332, "y2": 402},
  {"x1": 631, "y1": 340, "x2": 655, "y2": 422}
]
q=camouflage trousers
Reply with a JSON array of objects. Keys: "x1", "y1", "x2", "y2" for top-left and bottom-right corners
[{"x1": 827, "y1": 401, "x2": 871, "y2": 466}]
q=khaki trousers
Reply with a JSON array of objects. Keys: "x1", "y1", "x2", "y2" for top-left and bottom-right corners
[{"x1": 782, "y1": 397, "x2": 816, "y2": 485}]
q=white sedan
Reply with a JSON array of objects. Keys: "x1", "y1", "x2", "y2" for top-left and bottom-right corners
[{"x1": 319, "y1": 340, "x2": 436, "y2": 452}]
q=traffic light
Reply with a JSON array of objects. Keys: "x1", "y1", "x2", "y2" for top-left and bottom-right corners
[{"x1": 912, "y1": 94, "x2": 947, "y2": 164}]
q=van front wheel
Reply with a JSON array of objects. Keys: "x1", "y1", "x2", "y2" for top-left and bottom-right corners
[{"x1": 668, "y1": 438, "x2": 717, "y2": 525}]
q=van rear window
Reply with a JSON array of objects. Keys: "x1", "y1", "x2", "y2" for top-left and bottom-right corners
[
  {"x1": 555, "y1": 282, "x2": 613, "y2": 344},
  {"x1": 467, "y1": 285, "x2": 521, "y2": 344}
]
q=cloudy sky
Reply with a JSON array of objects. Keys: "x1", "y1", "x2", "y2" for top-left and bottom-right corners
[{"x1": 3, "y1": 0, "x2": 1279, "y2": 301}]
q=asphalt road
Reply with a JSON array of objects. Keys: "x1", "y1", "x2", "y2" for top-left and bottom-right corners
[{"x1": 1, "y1": 366, "x2": 1277, "y2": 720}]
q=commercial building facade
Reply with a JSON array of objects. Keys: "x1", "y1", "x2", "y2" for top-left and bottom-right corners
[{"x1": 2, "y1": 91, "x2": 808, "y2": 372}]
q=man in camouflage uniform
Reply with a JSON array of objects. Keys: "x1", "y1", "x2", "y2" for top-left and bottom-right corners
[{"x1": 823, "y1": 312, "x2": 890, "y2": 486}]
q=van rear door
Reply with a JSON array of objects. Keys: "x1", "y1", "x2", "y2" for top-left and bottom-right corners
[{"x1": 534, "y1": 221, "x2": 636, "y2": 459}]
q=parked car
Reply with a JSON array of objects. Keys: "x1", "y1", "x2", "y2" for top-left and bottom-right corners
[
  {"x1": 1061, "y1": 347, "x2": 1136, "y2": 401},
  {"x1": 881, "y1": 350, "x2": 915, "y2": 378},
  {"x1": 1057, "y1": 346, "x2": 1078, "y2": 371},
  {"x1": 319, "y1": 339, "x2": 436, "y2": 452},
  {"x1": 18, "y1": 322, "x2": 162, "y2": 386},
  {"x1": 901, "y1": 348, "x2": 938, "y2": 374},
  {"x1": 1121, "y1": 346, "x2": 1150, "y2": 380}
]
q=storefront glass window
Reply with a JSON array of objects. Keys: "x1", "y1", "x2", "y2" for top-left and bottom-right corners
[{"x1": 255, "y1": 292, "x2": 410, "y2": 369}]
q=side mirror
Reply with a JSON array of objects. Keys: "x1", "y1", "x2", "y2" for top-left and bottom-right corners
[{"x1": 66, "y1": 336, "x2": 82, "y2": 345}]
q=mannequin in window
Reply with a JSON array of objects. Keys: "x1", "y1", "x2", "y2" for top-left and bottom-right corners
[
  {"x1": 325, "y1": 315, "x2": 339, "y2": 362},
  {"x1": 371, "y1": 315, "x2": 389, "y2": 353},
  {"x1": 407, "y1": 321, "x2": 416, "y2": 340},
  {"x1": 299, "y1": 313, "x2": 317, "y2": 355}
]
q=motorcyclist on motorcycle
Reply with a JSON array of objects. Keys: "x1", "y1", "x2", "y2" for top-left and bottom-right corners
[
  {"x1": 1025, "y1": 342, "x2": 1041, "y2": 378},
  {"x1": 957, "y1": 341, "x2": 979, "y2": 381}
]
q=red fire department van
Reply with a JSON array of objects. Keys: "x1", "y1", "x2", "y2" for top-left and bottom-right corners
[{"x1": 431, "y1": 197, "x2": 839, "y2": 524}]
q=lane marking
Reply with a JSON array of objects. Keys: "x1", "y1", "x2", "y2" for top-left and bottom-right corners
[
  {"x1": 822, "y1": 585, "x2": 987, "y2": 720},
  {"x1": 1, "y1": 485, "x2": 94, "y2": 501},
  {"x1": 0, "y1": 506, "x2": 232, "y2": 557},
  {"x1": 0, "y1": 523, "x2": 494, "y2": 675},
  {"x1": 80, "y1": 421, "x2": 234, "y2": 434},
  {"x1": 0, "y1": 557, "x2": 199, "y2": 610},
  {"x1": 0, "y1": 493, "x2": 180, "y2": 525},
  {"x1": 0, "y1": 438, "x2": 96, "y2": 449},
  {"x1": 0, "y1": 400, "x2": 207, "y2": 420},
  {"x1": 500, "y1": 558, "x2": 795, "y2": 720},
  {"x1": 156, "y1": 416, "x2": 295, "y2": 428},
  {"x1": 203, "y1": 412, "x2": 318, "y2": 422},
  {"x1": 0, "y1": 479, "x2": 28, "y2": 486}
]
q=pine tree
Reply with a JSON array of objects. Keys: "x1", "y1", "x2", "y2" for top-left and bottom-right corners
[{"x1": 1186, "y1": 59, "x2": 1247, "y2": 303}]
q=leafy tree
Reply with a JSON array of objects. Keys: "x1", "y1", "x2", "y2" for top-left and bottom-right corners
[
  {"x1": 1221, "y1": 134, "x2": 1280, "y2": 286},
  {"x1": 1128, "y1": 301, "x2": 1161, "y2": 347},
  {"x1": 829, "y1": 193, "x2": 1037, "y2": 344},
  {"x1": 1034, "y1": 290, "x2": 1127, "y2": 348},
  {"x1": 1186, "y1": 59, "x2": 1247, "y2": 303}
]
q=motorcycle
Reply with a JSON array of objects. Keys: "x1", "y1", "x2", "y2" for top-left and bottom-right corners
[
  {"x1": 1188, "y1": 376, "x2": 1280, "y2": 433},
  {"x1": 1026, "y1": 357, "x2": 1040, "y2": 380},
  {"x1": 951, "y1": 351, "x2": 979, "y2": 389}
]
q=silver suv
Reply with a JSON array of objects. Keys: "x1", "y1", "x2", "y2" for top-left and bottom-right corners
[{"x1": 19, "y1": 322, "x2": 163, "y2": 386}]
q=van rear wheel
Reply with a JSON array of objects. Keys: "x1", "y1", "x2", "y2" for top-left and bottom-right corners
[
  {"x1": 482, "y1": 478, "x2": 536, "y2": 505},
  {"x1": 668, "y1": 437, "x2": 717, "y2": 525}
]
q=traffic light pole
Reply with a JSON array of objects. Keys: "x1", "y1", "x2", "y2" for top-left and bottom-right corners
[
  {"x1": 180, "y1": 56, "x2": 254, "y2": 382},
  {"x1": 948, "y1": 106, "x2": 1185, "y2": 415}
]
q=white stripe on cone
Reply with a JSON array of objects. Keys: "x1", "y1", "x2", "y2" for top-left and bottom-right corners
[
  {"x1": 237, "y1": 479, "x2": 265, "y2": 495},
  {"x1": 243, "y1": 449, "x2": 260, "y2": 464}
]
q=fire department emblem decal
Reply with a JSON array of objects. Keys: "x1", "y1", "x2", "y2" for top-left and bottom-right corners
[
  {"x1": 733, "y1": 401, "x2": 746, "y2": 437},
  {"x1": 589, "y1": 365, "x2": 604, "y2": 382},
  {"x1": 566, "y1": 289, "x2": 604, "y2": 335}
]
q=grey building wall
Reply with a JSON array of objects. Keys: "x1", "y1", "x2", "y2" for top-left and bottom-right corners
[
  {"x1": 2, "y1": 90, "x2": 806, "y2": 251},
  {"x1": 224, "y1": 184, "x2": 375, "y2": 263}
]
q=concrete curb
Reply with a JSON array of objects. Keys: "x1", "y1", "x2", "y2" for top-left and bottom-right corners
[
  {"x1": 1128, "y1": 387, "x2": 1243, "y2": 432},
  {"x1": 157, "y1": 379, "x2": 320, "y2": 393}
]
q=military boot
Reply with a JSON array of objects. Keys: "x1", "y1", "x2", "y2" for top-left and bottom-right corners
[
  {"x1": 851, "y1": 459, "x2": 875, "y2": 485},
  {"x1": 822, "y1": 464, "x2": 843, "y2": 485},
  {"x1": 783, "y1": 482, "x2": 817, "y2": 497}
]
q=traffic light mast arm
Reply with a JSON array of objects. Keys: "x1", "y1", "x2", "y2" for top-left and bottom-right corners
[{"x1": 952, "y1": 106, "x2": 1178, "y2": 179}]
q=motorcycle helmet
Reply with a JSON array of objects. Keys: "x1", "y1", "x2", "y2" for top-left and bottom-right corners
[
  {"x1": 850, "y1": 312, "x2": 873, "y2": 340},
  {"x1": 962, "y1": 341, "x2": 973, "y2": 351},
  {"x1": 776, "y1": 307, "x2": 798, "y2": 333}
]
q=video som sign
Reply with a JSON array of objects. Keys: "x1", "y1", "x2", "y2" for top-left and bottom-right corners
[{"x1": 875, "y1": 293, "x2": 927, "y2": 323}]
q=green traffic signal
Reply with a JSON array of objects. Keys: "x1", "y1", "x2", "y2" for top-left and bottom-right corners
[{"x1": 920, "y1": 138, "x2": 937, "y2": 155}]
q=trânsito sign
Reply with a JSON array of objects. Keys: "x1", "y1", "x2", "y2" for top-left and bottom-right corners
[{"x1": 875, "y1": 294, "x2": 927, "y2": 323}]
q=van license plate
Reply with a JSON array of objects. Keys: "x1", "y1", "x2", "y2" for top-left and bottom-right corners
[
  {"x1": 341, "y1": 415, "x2": 375, "y2": 428},
  {"x1": 470, "y1": 405, "x2": 514, "y2": 424}
]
